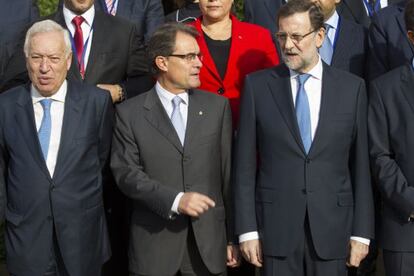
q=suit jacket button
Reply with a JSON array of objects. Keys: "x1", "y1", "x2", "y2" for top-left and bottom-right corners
[
  {"x1": 301, "y1": 189, "x2": 307, "y2": 194},
  {"x1": 217, "y1": 88, "x2": 225, "y2": 94},
  {"x1": 305, "y1": 158, "x2": 311, "y2": 164},
  {"x1": 50, "y1": 185, "x2": 55, "y2": 191}
]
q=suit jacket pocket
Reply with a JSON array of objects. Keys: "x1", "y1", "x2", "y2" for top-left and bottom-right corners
[
  {"x1": 337, "y1": 192, "x2": 354, "y2": 207},
  {"x1": 5, "y1": 208, "x2": 24, "y2": 227}
]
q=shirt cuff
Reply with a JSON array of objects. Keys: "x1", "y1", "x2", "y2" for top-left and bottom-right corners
[
  {"x1": 350, "y1": 236, "x2": 370, "y2": 246},
  {"x1": 239, "y1": 231, "x2": 260, "y2": 243},
  {"x1": 171, "y1": 192, "x2": 184, "y2": 214}
]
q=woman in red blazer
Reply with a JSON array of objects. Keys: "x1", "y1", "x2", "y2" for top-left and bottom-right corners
[{"x1": 189, "y1": 0, "x2": 279, "y2": 127}]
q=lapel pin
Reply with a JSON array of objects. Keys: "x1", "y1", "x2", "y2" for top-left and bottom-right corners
[{"x1": 199, "y1": 111, "x2": 203, "y2": 115}]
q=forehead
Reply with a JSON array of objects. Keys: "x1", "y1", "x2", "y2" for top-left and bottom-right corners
[
  {"x1": 29, "y1": 31, "x2": 65, "y2": 54},
  {"x1": 173, "y1": 32, "x2": 200, "y2": 53},
  {"x1": 278, "y1": 12, "x2": 312, "y2": 33}
]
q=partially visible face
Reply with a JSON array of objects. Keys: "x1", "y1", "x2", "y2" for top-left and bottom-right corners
[
  {"x1": 278, "y1": 12, "x2": 324, "y2": 73},
  {"x1": 311, "y1": 0, "x2": 340, "y2": 20},
  {"x1": 199, "y1": 0, "x2": 233, "y2": 22},
  {"x1": 64, "y1": 0, "x2": 95, "y2": 15},
  {"x1": 157, "y1": 32, "x2": 202, "y2": 94},
  {"x1": 26, "y1": 31, "x2": 72, "y2": 97}
]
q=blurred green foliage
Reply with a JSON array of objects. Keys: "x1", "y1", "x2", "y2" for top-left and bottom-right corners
[{"x1": 38, "y1": 0, "x2": 60, "y2": 16}]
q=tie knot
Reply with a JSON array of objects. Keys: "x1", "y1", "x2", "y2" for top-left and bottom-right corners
[
  {"x1": 40, "y1": 99, "x2": 52, "y2": 110},
  {"x1": 172, "y1": 96, "x2": 183, "y2": 108},
  {"x1": 298, "y1": 74, "x2": 311, "y2": 86},
  {"x1": 72, "y1": 16, "x2": 85, "y2": 27}
]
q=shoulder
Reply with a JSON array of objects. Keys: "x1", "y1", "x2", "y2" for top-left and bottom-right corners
[
  {"x1": 245, "y1": 64, "x2": 288, "y2": 83},
  {"x1": 233, "y1": 18, "x2": 273, "y2": 37},
  {"x1": 325, "y1": 65, "x2": 365, "y2": 84},
  {"x1": 371, "y1": 64, "x2": 408, "y2": 88},
  {"x1": 0, "y1": 85, "x2": 28, "y2": 104},
  {"x1": 94, "y1": 11, "x2": 135, "y2": 31},
  {"x1": 340, "y1": 18, "x2": 366, "y2": 34}
]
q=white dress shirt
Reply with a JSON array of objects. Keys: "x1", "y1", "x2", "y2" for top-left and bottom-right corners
[
  {"x1": 32, "y1": 81, "x2": 67, "y2": 177},
  {"x1": 239, "y1": 58, "x2": 370, "y2": 246},
  {"x1": 63, "y1": 4, "x2": 95, "y2": 70},
  {"x1": 362, "y1": 0, "x2": 388, "y2": 15},
  {"x1": 155, "y1": 82, "x2": 189, "y2": 215},
  {"x1": 325, "y1": 11, "x2": 339, "y2": 49}
]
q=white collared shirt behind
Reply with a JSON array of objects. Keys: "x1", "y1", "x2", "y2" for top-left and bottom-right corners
[
  {"x1": 155, "y1": 82, "x2": 189, "y2": 127},
  {"x1": 63, "y1": 4, "x2": 95, "y2": 70},
  {"x1": 32, "y1": 80, "x2": 67, "y2": 177}
]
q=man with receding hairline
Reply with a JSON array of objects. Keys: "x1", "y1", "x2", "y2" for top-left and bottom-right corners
[{"x1": 0, "y1": 19, "x2": 112, "y2": 276}]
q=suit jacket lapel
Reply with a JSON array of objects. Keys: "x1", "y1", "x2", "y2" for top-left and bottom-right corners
[
  {"x1": 309, "y1": 64, "x2": 340, "y2": 156},
  {"x1": 184, "y1": 90, "x2": 204, "y2": 149},
  {"x1": 114, "y1": 0, "x2": 132, "y2": 17},
  {"x1": 331, "y1": 17, "x2": 347, "y2": 65},
  {"x1": 268, "y1": 65, "x2": 306, "y2": 153},
  {"x1": 144, "y1": 89, "x2": 183, "y2": 153},
  {"x1": 15, "y1": 85, "x2": 51, "y2": 179}
]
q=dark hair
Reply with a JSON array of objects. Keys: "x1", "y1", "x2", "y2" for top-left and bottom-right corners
[
  {"x1": 277, "y1": 0, "x2": 324, "y2": 31},
  {"x1": 147, "y1": 23, "x2": 199, "y2": 74},
  {"x1": 405, "y1": 0, "x2": 414, "y2": 31}
]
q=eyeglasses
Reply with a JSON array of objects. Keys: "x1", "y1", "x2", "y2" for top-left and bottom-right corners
[
  {"x1": 169, "y1": 52, "x2": 203, "y2": 62},
  {"x1": 275, "y1": 29, "x2": 316, "y2": 44}
]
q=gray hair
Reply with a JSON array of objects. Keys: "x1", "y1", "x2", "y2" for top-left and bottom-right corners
[{"x1": 24, "y1": 19, "x2": 72, "y2": 57}]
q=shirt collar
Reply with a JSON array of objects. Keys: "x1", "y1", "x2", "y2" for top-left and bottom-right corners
[
  {"x1": 289, "y1": 56, "x2": 323, "y2": 81},
  {"x1": 31, "y1": 80, "x2": 68, "y2": 104},
  {"x1": 325, "y1": 10, "x2": 339, "y2": 30},
  {"x1": 63, "y1": 4, "x2": 95, "y2": 28},
  {"x1": 155, "y1": 82, "x2": 189, "y2": 106}
]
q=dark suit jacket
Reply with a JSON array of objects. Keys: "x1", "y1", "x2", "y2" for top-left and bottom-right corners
[
  {"x1": 234, "y1": 63, "x2": 374, "y2": 259},
  {"x1": 94, "y1": 0, "x2": 164, "y2": 43},
  {"x1": 243, "y1": 0, "x2": 284, "y2": 34},
  {"x1": 369, "y1": 64, "x2": 414, "y2": 251},
  {"x1": 110, "y1": 88, "x2": 232, "y2": 275},
  {"x1": 367, "y1": 1, "x2": 413, "y2": 80},
  {"x1": 337, "y1": 0, "x2": 401, "y2": 28},
  {"x1": 2, "y1": 10, "x2": 151, "y2": 97},
  {"x1": 331, "y1": 17, "x2": 368, "y2": 79},
  {"x1": 0, "y1": 81, "x2": 113, "y2": 276},
  {"x1": 0, "y1": 0, "x2": 38, "y2": 85}
]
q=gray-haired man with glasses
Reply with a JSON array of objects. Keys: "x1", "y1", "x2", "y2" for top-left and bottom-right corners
[{"x1": 234, "y1": 0, "x2": 374, "y2": 275}]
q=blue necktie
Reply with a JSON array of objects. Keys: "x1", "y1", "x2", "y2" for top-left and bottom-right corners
[
  {"x1": 320, "y1": 23, "x2": 333, "y2": 65},
  {"x1": 295, "y1": 74, "x2": 312, "y2": 153},
  {"x1": 38, "y1": 99, "x2": 52, "y2": 160},
  {"x1": 171, "y1": 96, "x2": 185, "y2": 145}
]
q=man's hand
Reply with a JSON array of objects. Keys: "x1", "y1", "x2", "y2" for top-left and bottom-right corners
[
  {"x1": 178, "y1": 192, "x2": 215, "y2": 217},
  {"x1": 227, "y1": 244, "x2": 241, "y2": 268},
  {"x1": 97, "y1": 84, "x2": 122, "y2": 103},
  {"x1": 347, "y1": 239, "x2": 369, "y2": 267},
  {"x1": 239, "y1": 239, "x2": 263, "y2": 267}
]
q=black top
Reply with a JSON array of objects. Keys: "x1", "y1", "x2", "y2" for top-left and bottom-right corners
[
  {"x1": 203, "y1": 31, "x2": 231, "y2": 80},
  {"x1": 165, "y1": 3, "x2": 201, "y2": 23}
]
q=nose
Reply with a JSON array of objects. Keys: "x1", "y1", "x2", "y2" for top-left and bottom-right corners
[
  {"x1": 39, "y1": 58, "x2": 50, "y2": 73},
  {"x1": 194, "y1": 55, "x2": 203, "y2": 68},
  {"x1": 283, "y1": 35, "x2": 295, "y2": 51}
]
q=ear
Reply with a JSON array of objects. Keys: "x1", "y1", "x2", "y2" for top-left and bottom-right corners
[
  {"x1": 407, "y1": 30, "x2": 414, "y2": 46},
  {"x1": 315, "y1": 27, "x2": 325, "y2": 49},
  {"x1": 66, "y1": 52, "x2": 72, "y2": 71},
  {"x1": 155, "y1": 56, "x2": 168, "y2": 73}
]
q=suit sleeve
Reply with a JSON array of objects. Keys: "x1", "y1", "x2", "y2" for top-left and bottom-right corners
[
  {"x1": 110, "y1": 106, "x2": 180, "y2": 219},
  {"x1": 368, "y1": 81, "x2": 414, "y2": 222},
  {"x1": 123, "y1": 25, "x2": 154, "y2": 99},
  {"x1": 367, "y1": 15, "x2": 388, "y2": 81},
  {"x1": 349, "y1": 80, "x2": 375, "y2": 239},
  {"x1": 143, "y1": 0, "x2": 164, "y2": 43},
  {"x1": 220, "y1": 99, "x2": 234, "y2": 242},
  {"x1": 97, "y1": 91, "x2": 114, "y2": 175},
  {"x1": 233, "y1": 75, "x2": 258, "y2": 235}
]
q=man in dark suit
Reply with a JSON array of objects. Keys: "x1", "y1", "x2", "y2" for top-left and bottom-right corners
[
  {"x1": 368, "y1": 1, "x2": 414, "y2": 275},
  {"x1": 367, "y1": 0, "x2": 412, "y2": 80},
  {"x1": 0, "y1": 19, "x2": 112, "y2": 276},
  {"x1": 2, "y1": 0, "x2": 151, "y2": 98},
  {"x1": 110, "y1": 23, "x2": 240, "y2": 275},
  {"x1": 94, "y1": 0, "x2": 164, "y2": 43},
  {"x1": 312, "y1": 0, "x2": 368, "y2": 78},
  {"x1": 337, "y1": 0, "x2": 400, "y2": 27},
  {"x1": 234, "y1": 0, "x2": 374, "y2": 275},
  {"x1": 0, "y1": 0, "x2": 39, "y2": 88}
]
